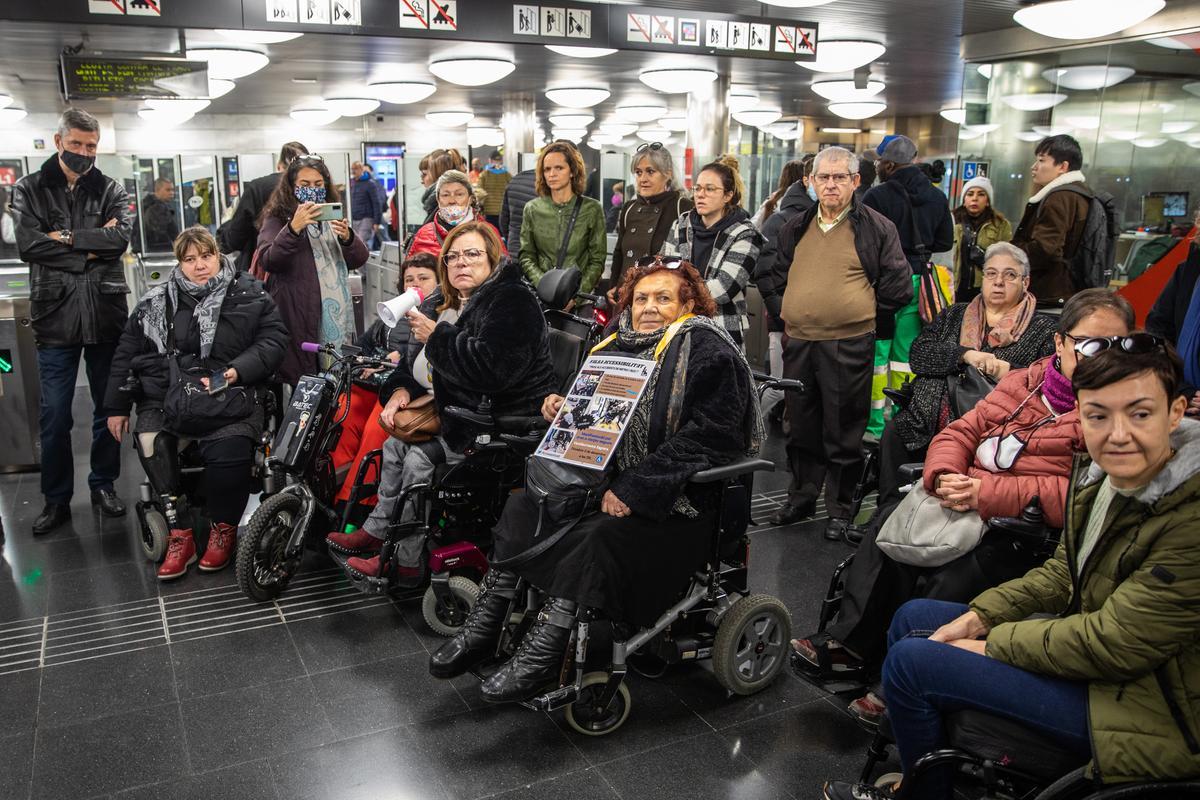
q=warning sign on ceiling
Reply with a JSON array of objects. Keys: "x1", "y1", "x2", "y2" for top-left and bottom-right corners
[
  {"x1": 332, "y1": 0, "x2": 361, "y2": 25},
  {"x1": 400, "y1": 0, "x2": 430, "y2": 28},
  {"x1": 796, "y1": 26, "x2": 818, "y2": 55},
  {"x1": 268, "y1": 0, "x2": 299, "y2": 23},
  {"x1": 89, "y1": 0, "x2": 162, "y2": 15},
  {"x1": 429, "y1": 0, "x2": 457, "y2": 30},
  {"x1": 300, "y1": 0, "x2": 330, "y2": 24},
  {"x1": 566, "y1": 8, "x2": 589, "y2": 38},
  {"x1": 513, "y1": 4, "x2": 538, "y2": 35}
]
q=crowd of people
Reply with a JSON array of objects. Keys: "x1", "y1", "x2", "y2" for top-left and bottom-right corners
[{"x1": 9, "y1": 107, "x2": 1200, "y2": 797}]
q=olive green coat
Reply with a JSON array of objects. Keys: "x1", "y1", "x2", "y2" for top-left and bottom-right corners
[
  {"x1": 971, "y1": 418, "x2": 1200, "y2": 783},
  {"x1": 951, "y1": 211, "x2": 1013, "y2": 290},
  {"x1": 518, "y1": 195, "x2": 607, "y2": 293}
]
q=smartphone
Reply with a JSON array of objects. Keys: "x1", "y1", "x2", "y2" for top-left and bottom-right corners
[
  {"x1": 313, "y1": 202, "x2": 344, "y2": 222},
  {"x1": 207, "y1": 370, "x2": 229, "y2": 396}
]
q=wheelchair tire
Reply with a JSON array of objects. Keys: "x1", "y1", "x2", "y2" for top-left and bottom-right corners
[
  {"x1": 236, "y1": 491, "x2": 303, "y2": 602},
  {"x1": 564, "y1": 672, "x2": 632, "y2": 737},
  {"x1": 421, "y1": 576, "x2": 480, "y2": 637},
  {"x1": 139, "y1": 507, "x2": 169, "y2": 563},
  {"x1": 713, "y1": 594, "x2": 792, "y2": 696}
]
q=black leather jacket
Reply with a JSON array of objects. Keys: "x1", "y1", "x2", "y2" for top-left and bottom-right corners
[{"x1": 11, "y1": 154, "x2": 133, "y2": 347}]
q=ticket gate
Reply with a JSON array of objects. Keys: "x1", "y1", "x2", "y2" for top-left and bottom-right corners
[{"x1": 0, "y1": 261, "x2": 39, "y2": 472}]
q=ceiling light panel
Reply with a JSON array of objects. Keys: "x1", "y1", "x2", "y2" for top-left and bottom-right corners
[
  {"x1": 639, "y1": 68, "x2": 718, "y2": 94},
  {"x1": 1013, "y1": 0, "x2": 1165, "y2": 40},
  {"x1": 796, "y1": 40, "x2": 885, "y2": 74},
  {"x1": 370, "y1": 82, "x2": 437, "y2": 104},
  {"x1": 545, "y1": 87, "x2": 610, "y2": 107},
  {"x1": 812, "y1": 79, "x2": 886, "y2": 102},
  {"x1": 429, "y1": 58, "x2": 515, "y2": 86},
  {"x1": 1041, "y1": 65, "x2": 1135, "y2": 90},
  {"x1": 186, "y1": 48, "x2": 269, "y2": 80},
  {"x1": 828, "y1": 101, "x2": 887, "y2": 119},
  {"x1": 1001, "y1": 93, "x2": 1068, "y2": 111},
  {"x1": 425, "y1": 109, "x2": 475, "y2": 126}
]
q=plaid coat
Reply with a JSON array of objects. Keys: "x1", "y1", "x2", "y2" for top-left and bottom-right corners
[{"x1": 661, "y1": 209, "x2": 764, "y2": 338}]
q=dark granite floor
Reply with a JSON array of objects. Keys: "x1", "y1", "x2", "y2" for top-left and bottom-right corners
[{"x1": 0, "y1": 387, "x2": 889, "y2": 800}]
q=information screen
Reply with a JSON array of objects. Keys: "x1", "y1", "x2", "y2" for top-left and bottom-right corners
[{"x1": 60, "y1": 53, "x2": 209, "y2": 100}]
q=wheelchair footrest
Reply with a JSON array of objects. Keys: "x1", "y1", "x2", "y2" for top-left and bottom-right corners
[
  {"x1": 789, "y1": 650, "x2": 871, "y2": 695},
  {"x1": 329, "y1": 549, "x2": 392, "y2": 596},
  {"x1": 520, "y1": 683, "x2": 578, "y2": 712}
]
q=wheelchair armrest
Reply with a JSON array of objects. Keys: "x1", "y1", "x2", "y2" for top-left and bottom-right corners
[
  {"x1": 898, "y1": 462, "x2": 925, "y2": 485},
  {"x1": 689, "y1": 458, "x2": 775, "y2": 484},
  {"x1": 443, "y1": 405, "x2": 494, "y2": 428},
  {"x1": 495, "y1": 416, "x2": 548, "y2": 436},
  {"x1": 753, "y1": 372, "x2": 805, "y2": 394}
]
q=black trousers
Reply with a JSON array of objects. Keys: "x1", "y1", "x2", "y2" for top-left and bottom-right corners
[
  {"x1": 782, "y1": 332, "x2": 874, "y2": 520},
  {"x1": 877, "y1": 420, "x2": 927, "y2": 510}
]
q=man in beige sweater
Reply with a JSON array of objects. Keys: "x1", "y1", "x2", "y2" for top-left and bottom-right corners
[{"x1": 759, "y1": 147, "x2": 912, "y2": 540}]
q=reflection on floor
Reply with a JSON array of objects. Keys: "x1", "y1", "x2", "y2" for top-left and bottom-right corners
[{"x1": 0, "y1": 388, "x2": 889, "y2": 800}]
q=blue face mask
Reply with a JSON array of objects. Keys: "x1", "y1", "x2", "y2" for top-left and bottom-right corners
[
  {"x1": 357, "y1": 171, "x2": 371, "y2": 181},
  {"x1": 807, "y1": 182, "x2": 819, "y2": 202},
  {"x1": 294, "y1": 185, "x2": 327, "y2": 204}
]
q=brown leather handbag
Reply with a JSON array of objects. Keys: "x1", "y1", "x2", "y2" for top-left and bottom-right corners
[{"x1": 387, "y1": 393, "x2": 440, "y2": 443}]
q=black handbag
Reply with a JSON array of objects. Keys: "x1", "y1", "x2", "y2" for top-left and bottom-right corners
[
  {"x1": 946, "y1": 364, "x2": 996, "y2": 419},
  {"x1": 162, "y1": 294, "x2": 253, "y2": 436},
  {"x1": 491, "y1": 455, "x2": 608, "y2": 568}
]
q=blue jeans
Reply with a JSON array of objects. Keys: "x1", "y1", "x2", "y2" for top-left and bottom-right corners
[
  {"x1": 881, "y1": 599, "x2": 1092, "y2": 799},
  {"x1": 37, "y1": 343, "x2": 122, "y2": 504}
]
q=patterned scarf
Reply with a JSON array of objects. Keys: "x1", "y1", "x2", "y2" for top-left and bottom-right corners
[
  {"x1": 140, "y1": 255, "x2": 234, "y2": 358},
  {"x1": 307, "y1": 222, "x2": 355, "y2": 353},
  {"x1": 959, "y1": 291, "x2": 1037, "y2": 349},
  {"x1": 1042, "y1": 357, "x2": 1077, "y2": 415}
]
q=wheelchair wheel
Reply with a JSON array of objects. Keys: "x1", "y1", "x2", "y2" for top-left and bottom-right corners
[
  {"x1": 138, "y1": 506, "x2": 169, "y2": 563},
  {"x1": 713, "y1": 594, "x2": 792, "y2": 696},
  {"x1": 421, "y1": 576, "x2": 480, "y2": 637},
  {"x1": 236, "y1": 492, "x2": 303, "y2": 602},
  {"x1": 564, "y1": 671, "x2": 632, "y2": 736}
]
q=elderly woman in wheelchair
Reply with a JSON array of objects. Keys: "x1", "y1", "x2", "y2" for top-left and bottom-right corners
[
  {"x1": 324, "y1": 220, "x2": 556, "y2": 584},
  {"x1": 824, "y1": 338, "x2": 1200, "y2": 800},
  {"x1": 428, "y1": 257, "x2": 785, "y2": 719},
  {"x1": 104, "y1": 226, "x2": 287, "y2": 580}
]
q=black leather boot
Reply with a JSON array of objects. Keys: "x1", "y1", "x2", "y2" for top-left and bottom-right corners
[
  {"x1": 481, "y1": 596, "x2": 578, "y2": 704},
  {"x1": 429, "y1": 568, "x2": 519, "y2": 679}
]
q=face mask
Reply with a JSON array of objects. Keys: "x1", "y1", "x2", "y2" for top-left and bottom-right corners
[
  {"x1": 440, "y1": 205, "x2": 470, "y2": 226},
  {"x1": 807, "y1": 183, "x2": 819, "y2": 202},
  {"x1": 60, "y1": 149, "x2": 95, "y2": 176},
  {"x1": 357, "y1": 171, "x2": 371, "y2": 181},
  {"x1": 975, "y1": 432, "x2": 1028, "y2": 473},
  {"x1": 294, "y1": 185, "x2": 326, "y2": 204}
]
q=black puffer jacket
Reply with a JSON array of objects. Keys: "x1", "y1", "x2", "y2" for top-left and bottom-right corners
[
  {"x1": 862, "y1": 164, "x2": 954, "y2": 269},
  {"x1": 11, "y1": 154, "x2": 133, "y2": 347},
  {"x1": 499, "y1": 170, "x2": 538, "y2": 255},
  {"x1": 755, "y1": 181, "x2": 815, "y2": 332},
  {"x1": 219, "y1": 172, "x2": 280, "y2": 273},
  {"x1": 381, "y1": 259, "x2": 556, "y2": 453},
  {"x1": 103, "y1": 265, "x2": 289, "y2": 415}
]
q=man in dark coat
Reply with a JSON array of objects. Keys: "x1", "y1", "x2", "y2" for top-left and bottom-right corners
[
  {"x1": 139, "y1": 177, "x2": 179, "y2": 253},
  {"x1": 218, "y1": 141, "x2": 307, "y2": 272},
  {"x1": 1147, "y1": 233, "x2": 1200, "y2": 407},
  {"x1": 10, "y1": 108, "x2": 133, "y2": 533},
  {"x1": 498, "y1": 168, "x2": 537, "y2": 256},
  {"x1": 349, "y1": 161, "x2": 387, "y2": 249}
]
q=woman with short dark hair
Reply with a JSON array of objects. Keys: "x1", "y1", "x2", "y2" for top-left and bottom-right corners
[{"x1": 519, "y1": 140, "x2": 606, "y2": 293}]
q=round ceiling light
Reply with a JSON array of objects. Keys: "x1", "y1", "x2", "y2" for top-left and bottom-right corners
[
  {"x1": 1162, "y1": 121, "x2": 1198, "y2": 134},
  {"x1": 0, "y1": 107, "x2": 27, "y2": 124},
  {"x1": 146, "y1": 98, "x2": 211, "y2": 114},
  {"x1": 977, "y1": 64, "x2": 994, "y2": 79},
  {"x1": 590, "y1": 132, "x2": 623, "y2": 145},
  {"x1": 765, "y1": 121, "x2": 805, "y2": 140},
  {"x1": 215, "y1": 29, "x2": 302, "y2": 44},
  {"x1": 0, "y1": 93, "x2": 11, "y2": 109},
  {"x1": 732, "y1": 108, "x2": 782, "y2": 127},
  {"x1": 545, "y1": 87, "x2": 610, "y2": 108},
  {"x1": 963, "y1": 123, "x2": 1000, "y2": 133},
  {"x1": 369, "y1": 81, "x2": 437, "y2": 104},
  {"x1": 429, "y1": 58, "x2": 515, "y2": 87},
  {"x1": 290, "y1": 104, "x2": 340, "y2": 126},
  {"x1": 940, "y1": 107, "x2": 967, "y2": 124},
  {"x1": 728, "y1": 89, "x2": 759, "y2": 113},
  {"x1": 1015, "y1": 131, "x2": 1045, "y2": 141},
  {"x1": 1014, "y1": 0, "x2": 1164, "y2": 40},
  {"x1": 796, "y1": 40, "x2": 885, "y2": 73},
  {"x1": 207, "y1": 78, "x2": 236, "y2": 99},
  {"x1": 959, "y1": 128, "x2": 988, "y2": 141},
  {"x1": 1001, "y1": 93, "x2": 1068, "y2": 111},
  {"x1": 327, "y1": 97, "x2": 382, "y2": 116},
  {"x1": 467, "y1": 127, "x2": 503, "y2": 147},
  {"x1": 425, "y1": 109, "x2": 474, "y2": 127},
  {"x1": 1149, "y1": 35, "x2": 1200, "y2": 49},
  {"x1": 548, "y1": 112, "x2": 595, "y2": 128},
  {"x1": 639, "y1": 68, "x2": 718, "y2": 94},
  {"x1": 186, "y1": 48, "x2": 270, "y2": 80},
  {"x1": 598, "y1": 121, "x2": 639, "y2": 136},
  {"x1": 1063, "y1": 115, "x2": 1102, "y2": 129},
  {"x1": 828, "y1": 101, "x2": 887, "y2": 119},
  {"x1": 1107, "y1": 129, "x2": 1142, "y2": 140},
  {"x1": 545, "y1": 45, "x2": 618, "y2": 58},
  {"x1": 1132, "y1": 137, "x2": 1168, "y2": 148},
  {"x1": 1041, "y1": 65, "x2": 1135, "y2": 90},
  {"x1": 552, "y1": 128, "x2": 588, "y2": 143},
  {"x1": 812, "y1": 79, "x2": 885, "y2": 102},
  {"x1": 659, "y1": 115, "x2": 689, "y2": 132},
  {"x1": 615, "y1": 104, "x2": 668, "y2": 122},
  {"x1": 637, "y1": 127, "x2": 673, "y2": 141},
  {"x1": 1032, "y1": 124, "x2": 1074, "y2": 136}
]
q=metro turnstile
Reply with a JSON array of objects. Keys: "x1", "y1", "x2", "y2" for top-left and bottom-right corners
[
  {"x1": 363, "y1": 241, "x2": 402, "y2": 319},
  {"x1": 0, "y1": 262, "x2": 40, "y2": 471}
]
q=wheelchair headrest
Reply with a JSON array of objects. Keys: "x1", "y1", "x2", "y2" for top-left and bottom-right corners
[
  {"x1": 547, "y1": 327, "x2": 587, "y2": 395},
  {"x1": 537, "y1": 268, "x2": 582, "y2": 311}
]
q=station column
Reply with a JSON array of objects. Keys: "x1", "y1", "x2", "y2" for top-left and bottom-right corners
[
  {"x1": 501, "y1": 94, "x2": 537, "y2": 172},
  {"x1": 686, "y1": 73, "x2": 730, "y2": 168}
]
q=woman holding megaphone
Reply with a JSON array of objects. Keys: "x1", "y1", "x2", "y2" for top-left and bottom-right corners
[{"x1": 325, "y1": 221, "x2": 556, "y2": 581}]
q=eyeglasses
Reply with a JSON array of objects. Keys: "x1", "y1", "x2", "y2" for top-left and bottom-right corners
[
  {"x1": 813, "y1": 172, "x2": 854, "y2": 185},
  {"x1": 693, "y1": 184, "x2": 726, "y2": 195},
  {"x1": 444, "y1": 248, "x2": 487, "y2": 266},
  {"x1": 633, "y1": 255, "x2": 684, "y2": 270},
  {"x1": 636, "y1": 142, "x2": 664, "y2": 153},
  {"x1": 982, "y1": 269, "x2": 1024, "y2": 284},
  {"x1": 1072, "y1": 333, "x2": 1165, "y2": 359}
]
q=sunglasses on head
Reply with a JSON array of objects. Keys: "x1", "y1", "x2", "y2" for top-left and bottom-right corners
[
  {"x1": 634, "y1": 255, "x2": 683, "y2": 270},
  {"x1": 291, "y1": 154, "x2": 325, "y2": 165},
  {"x1": 1073, "y1": 333, "x2": 1165, "y2": 359},
  {"x1": 636, "y1": 142, "x2": 664, "y2": 153}
]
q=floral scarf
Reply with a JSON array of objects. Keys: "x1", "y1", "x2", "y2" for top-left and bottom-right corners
[
  {"x1": 307, "y1": 222, "x2": 355, "y2": 353},
  {"x1": 959, "y1": 291, "x2": 1037, "y2": 349}
]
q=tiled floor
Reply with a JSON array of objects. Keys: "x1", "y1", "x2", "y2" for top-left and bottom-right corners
[{"x1": 0, "y1": 388, "x2": 889, "y2": 800}]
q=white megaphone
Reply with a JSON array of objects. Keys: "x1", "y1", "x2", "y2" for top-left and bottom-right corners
[{"x1": 377, "y1": 286, "x2": 425, "y2": 328}]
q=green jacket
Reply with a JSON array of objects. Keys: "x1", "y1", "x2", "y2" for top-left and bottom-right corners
[
  {"x1": 951, "y1": 211, "x2": 1013, "y2": 290},
  {"x1": 971, "y1": 418, "x2": 1200, "y2": 783},
  {"x1": 519, "y1": 195, "x2": 607, "y2": 293}
]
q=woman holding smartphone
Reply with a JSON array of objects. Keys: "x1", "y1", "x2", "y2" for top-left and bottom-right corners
[{"x1": 256, "y1": 154, "x2": 369, "y2": 384}]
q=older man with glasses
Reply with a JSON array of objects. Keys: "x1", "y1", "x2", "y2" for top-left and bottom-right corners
[{"x1": 759, "y1": 146, "x2": 912, "y2": 540}]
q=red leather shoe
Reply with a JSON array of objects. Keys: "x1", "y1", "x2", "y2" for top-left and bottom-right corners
[
  {"x1": 158, "y1": 529, "x2": 197, "y2": 581},
  {"x1": 326, "y1": 530, "x2": 384, "y2": 555},
  {"x1": 199, "y1": 522, "x2": 237, "y2": 572},
  {"x1": 345, "y1": 555, "x2": 423, "y2": 586}
]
